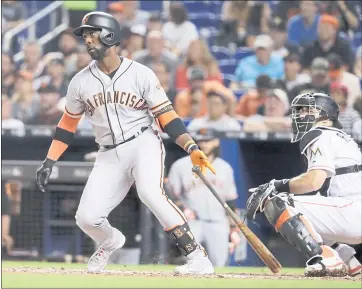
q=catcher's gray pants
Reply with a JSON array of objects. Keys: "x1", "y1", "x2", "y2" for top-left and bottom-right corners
[
  {"x1": 188, "y1": 219, "x2": 229, "y2": 267},
  {"x1": 75, "y1": 130, "x2": 186, "y2": 251}
]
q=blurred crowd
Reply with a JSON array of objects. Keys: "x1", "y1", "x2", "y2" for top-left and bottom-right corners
[{"x1": 2, "y1": 0, "x2": 362, "y2": 139}]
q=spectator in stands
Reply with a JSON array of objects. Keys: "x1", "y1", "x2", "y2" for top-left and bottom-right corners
[
  {"x1": 1, "y1": 53, "x2": 16, "y2": 97},
  {"x1": 162, "y1": 2, "x2": 199, "y2": 56},
  {"x1": 352, "y1": 96, "x2": 362, "y2": 139},
  {"x1": 74, "y1": 46, "x2": 91, "y2": 76},
  {"x1": 330, "y1": 82, "x2": 361, "y2": 135},
  {"x1": 12, "y1": 70, "x2": 39, "y2": 122},
  {"x1": 133, "y1": 30, "x2": 177, "y2": 87},
  {"x1": 290, "y1": 57, "x2": 331, "y2": 102},
  {"x1": 213, "y1": 19, "x2": 244, "y2": 50},
  {"x1": 268, "y1": 17, "x2": 288, "y2": 57},
  {"x1": 117, "y1": 26, "x2": 132, "y2": 56},
  {"x1": 234, "y1": 74, "x2": 273, "y2": 118},
  {"x1": 122, "y1": 25, "x2": 146, "y2": 59},
  {"x1": 176, "y1": 39, "x2": 222, "y2": 91},
  {"x1": 220, "y1": 1, "x2": 250, "y2": 47},
  {"x1": 327, "y1": 53, "x2": 361, "y2": 107},
  {"x1": 43, "y1": 53, "x2": 69, "y2": 97},
  {"x1": 174, "y1": 67, "x2": 236, "y2": 118},
  {"x1": 274, "y1": 0, "x2": 300, "y2": 22},
  {"x1": 107, "y1": 1, "x2": 124, "y2": 24},
  {"x1": 147, "y1": 12, "x2": 163, "y2": 32},
  {"x1": 121, "y1": 0, "x2": 150, "y2": 27},
  {"x1": 243, "y1": 89, "x2": 291, "y2": 132},
  {"x1": 27, "y1": 85, "x2": 62, "y2": 125},
  {"x1": 287, "y1": 1, "x2": 320, "y2": 47},
  {"x1": 2, "y1": 0, "x2": 27, "y2": 33},
  {"x1": 354, "y1": 46, "x2": 362, "y2": 79},
  {"x1": 231, "y1": 35, "x2": 284, "y2": 89},
  {"x1": 151, "y1": 62, "x2": 177, "y2": 105},
  {"x1": 301, "y1": 14, "x2": 354, "y2": 71},
  {"x1": 58, "y1": 30, "x2": 79, "y2": 79},
  {"x1": 187, "y1": 91, "x2": 242, "y2": 132},
  {"x1": 2, "y1": 95, "x2": 25, "y2": 131},
  {"x1": 275, "y1": 48, "x2": 311, "y2": 95},
  {"x1": 317, "y1": 1, "x2": 360, "y2": 33},
  {"x1": 20, "y1": 41, "x2": 47, "y2": 83},
  {"x1": 245, "y1": 1, "x2": 272, "y2": 45}
]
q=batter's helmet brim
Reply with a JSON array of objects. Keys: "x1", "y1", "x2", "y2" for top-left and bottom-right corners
[{"x1": 73, "y1": 25, "x2": 102, "y2": 36}]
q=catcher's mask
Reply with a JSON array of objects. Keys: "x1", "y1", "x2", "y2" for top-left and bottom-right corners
[{"x1": 290, "y1": 92, "x2": 342, "y2": 142}]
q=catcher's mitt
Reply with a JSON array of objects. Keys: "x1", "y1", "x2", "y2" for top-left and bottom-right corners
[{"x1": 246, "y1": 182, "x2": 276, "y2": 220}]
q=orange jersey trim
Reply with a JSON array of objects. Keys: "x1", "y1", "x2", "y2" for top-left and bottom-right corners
[
  {"x1": 65, "y1": 106, "x2": 84, "y2": 118},
  {"x1": 58, "y1": 113, "x2": 81, "y2": 133},
  {"x1": 151, "y1": 100, "x2": 170, "y2": 112},
  {"x1": 157, "y1": 110, "x2": 179, "y2": 128}
]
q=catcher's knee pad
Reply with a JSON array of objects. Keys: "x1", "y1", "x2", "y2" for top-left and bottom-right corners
[
  {"x1": 264, "y1": 196, "x2": 322, "y2": 258},
  {"x1": 166, "y1": 223, "x2": 202, "y2": 256}
]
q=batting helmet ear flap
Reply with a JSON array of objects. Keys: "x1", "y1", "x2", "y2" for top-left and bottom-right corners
[
  {"x1": 100, "y1": 28, "x2": 120, "y2": 46},
  {"x1": 73, "y1": 12, "x2": 121, "y2": 47}
]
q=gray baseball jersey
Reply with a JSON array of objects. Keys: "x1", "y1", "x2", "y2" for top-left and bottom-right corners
[
  {"x1": 168, "y1": 156, "x2": 238, "y2": 222},
  {"x1": 65, "y1": 57, "x2": 170, "y2": 145}
]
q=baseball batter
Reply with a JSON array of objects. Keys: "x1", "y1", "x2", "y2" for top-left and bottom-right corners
[
  {"x1": 246, "y1": 93, "x2": 362, "y2": 277},
  {"x1": 36, "y1": 12, "x2": 215, "y2": 275},
  {"x1": 167, "y1": 136, "x2": 240, "y2": 267}
]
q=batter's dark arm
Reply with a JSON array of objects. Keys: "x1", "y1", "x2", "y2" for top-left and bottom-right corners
[
  {"x1": 154, "y1": 104, "x2": 216, "y2": 174},
  {"x1": 154, "y1": 104, "x2": 200, "y2": 153},
  {"x1": 46, "y1": 113, "x2": 82, "y2": 162}
]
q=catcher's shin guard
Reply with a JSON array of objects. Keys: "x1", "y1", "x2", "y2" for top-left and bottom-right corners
[
  {"x1": 166, "y1": 223, "x2": 203, "y2": 256},
  {"x1": 264, "y1": 196, "x2": 322, "y2": 258}
]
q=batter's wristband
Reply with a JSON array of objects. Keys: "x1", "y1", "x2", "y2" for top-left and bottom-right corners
[
  {"x1": 54, "y1": 127, "x2": 75, "y2": 145},
  {"x1": 183, "y1": 140, "x2": 195, "y2": 151},
  {"x1": 44, "y1": 158, "x2": 56, "y2": 168},
  {"x1": 187, "y1": 144, "x2": 199, "y2": 154}
]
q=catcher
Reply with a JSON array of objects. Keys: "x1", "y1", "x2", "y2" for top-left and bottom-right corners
[{"x1": 246, "y1": 93, "x2": 362, "y2": 277}]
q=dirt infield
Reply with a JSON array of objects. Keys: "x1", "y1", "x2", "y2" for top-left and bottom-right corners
[{"x1": 2, "y1": 267, "x2": 360, "y2": 282}]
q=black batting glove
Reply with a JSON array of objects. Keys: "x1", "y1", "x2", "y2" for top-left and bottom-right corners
[{"x1": 36, "y1": 158, "x2": 56, "y2": 192}]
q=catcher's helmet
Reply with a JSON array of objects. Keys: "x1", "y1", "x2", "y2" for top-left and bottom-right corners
[
  {"x1": 73, "y1": 12, "x2": 121, "y2": 46},
  {"x1": 290, "y1": 92, "x2": 342, "y2": 142}
]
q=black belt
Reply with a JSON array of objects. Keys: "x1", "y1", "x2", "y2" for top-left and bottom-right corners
[
  {"x1": 101, "y1": 126, "x2": 149, "y2": 150},
  {"x1": 335, "y1": 164, "x2": 362, "y2": 175}
]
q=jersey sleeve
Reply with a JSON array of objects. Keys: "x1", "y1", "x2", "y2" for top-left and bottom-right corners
[
  {"x1": 64, "y1": 75, "x2": 85, "y2": 118},
  {"x1": 141, "y1": 68, "x2": 172, "y2": 115},
  {"x1": 167, "y1": 161, "x2": 183, "y2": 197},
  {"x1": 306, "y1": 135, "x2": 335, "y2": 177}
]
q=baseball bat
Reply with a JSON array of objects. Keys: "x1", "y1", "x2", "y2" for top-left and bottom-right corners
[{"x1": 192, "y1": 166, "x2": 282, "y2": 274}]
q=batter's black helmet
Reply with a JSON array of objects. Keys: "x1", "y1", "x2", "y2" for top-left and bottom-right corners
[
  {"x1": 73, "y1": 12, "x2": 121, "y2": 46},
  {"x1": 290, "y1": 92, "x2": 342, "y2": 142}
]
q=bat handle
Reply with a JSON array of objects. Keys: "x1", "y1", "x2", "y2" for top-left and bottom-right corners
[{"x1": 192, "y1": 165, "x2": 201, "y2": 174}]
